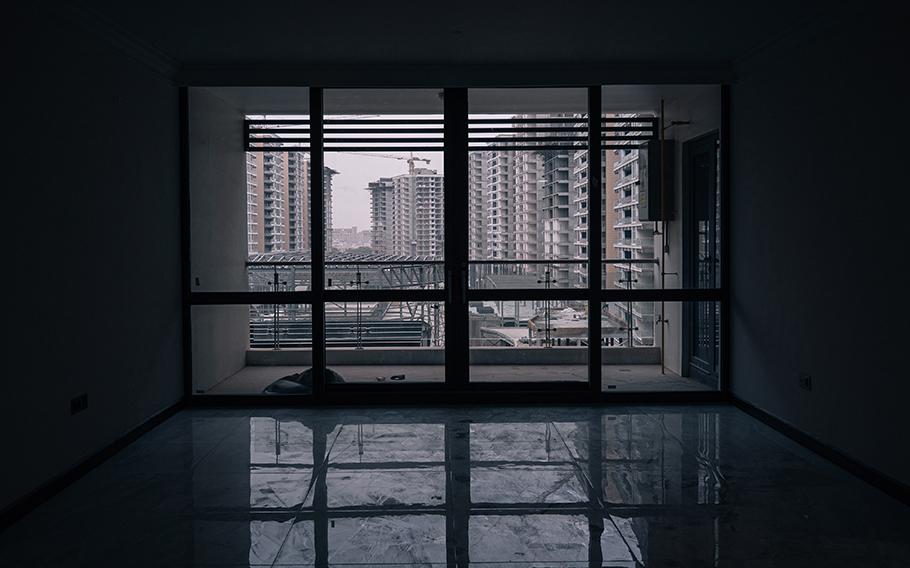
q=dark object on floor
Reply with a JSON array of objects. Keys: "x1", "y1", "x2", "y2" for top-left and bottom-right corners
[
  {"x1": 390, "y1": 374, "x2": 406, "y2": 381},
  {"x1": 263, "y1": 367, "x2": 345, "y2": 394}
]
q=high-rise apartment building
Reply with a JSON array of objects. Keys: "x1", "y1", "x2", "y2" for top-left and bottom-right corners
[
  {"x1": 286, "y1": 151, "x2": 310, "y2": 252},
  {"x1": 513, "y1": 150, "x2": 543, "y2": 261},
  {"x1": 359, "y1": 115, "x2": 656, "y2": 305},
  {"x1": 468, "y1": 152, "x2": 487, "y2": 260},
  {"x1": 607, "y1": 121, "x2": 657, "y2": 345},
  {"x1": 249, "y1": 152, "x2": 289, "y2": 254},
  {"x1": 366, "y1": 168, "x2": 444, "y2": 257},
  {"x1": 411, "y1": 168, "x2": 445, "y2": 257},
  {"x1": 540, "y1": 150, "x2": 573, "y2": 286},
  {"x1": 483, "y1": 150, "x2": 514, "y2": 261},
  {"x1": 246, "y1": 152, "x2": 336, "y2": 255},
  {"x1": 246, "y1": 152, "x2": 260, "y2": 254},
  {"x1": 571, "y1": 150, "x2": 590, "y2": 287},
  {"x1": 571, "y1": 148, "x2": 617, "y2": 288},
  {"x1": 368, "y1": 177, "x2": 394, "y2": 253},
  {"x1": 323, "y1": 167, "x2": 337, "y2": 251}
]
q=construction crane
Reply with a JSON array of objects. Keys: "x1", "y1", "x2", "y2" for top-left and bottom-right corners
[{"x1": 341, "y1": 152, "x2": 431, "y2": 175}]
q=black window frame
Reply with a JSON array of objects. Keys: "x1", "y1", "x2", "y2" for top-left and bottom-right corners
[{"x1": 182, "y1": 85, "x2": 730, "y2": 404}]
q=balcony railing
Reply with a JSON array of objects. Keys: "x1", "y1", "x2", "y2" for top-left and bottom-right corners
[
  {"x1": 244, "y1": 257, "x2": 662, "y2": 350},
  {"x1": 614, "y1": 174, "x2": 639, "y2": 189},
  {"x1": 613, "y1": 195, "x2": 638, "y2": 208}
]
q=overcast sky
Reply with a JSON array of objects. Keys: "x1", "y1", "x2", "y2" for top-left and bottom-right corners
[{"x1": 326, "y1": 152, "x2": 445, "y2": 229}]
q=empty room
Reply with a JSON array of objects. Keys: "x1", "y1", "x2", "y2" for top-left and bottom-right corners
[{"x1": 3, "y1": 2, "x2": 907, "y2": 566}]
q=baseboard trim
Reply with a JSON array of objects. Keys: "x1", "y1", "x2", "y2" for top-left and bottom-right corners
[
  {"x1": 732, "y1": 397, "x2": 910, "y2": 506},
  {"x1": 0, "y1": 400, "x2": 185, "y2": 531}
]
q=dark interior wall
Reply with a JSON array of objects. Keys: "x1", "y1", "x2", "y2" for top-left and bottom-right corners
[
  {"x1": 730, "y1": 8, "x2": 907, "y2": 486},
  {"x1": 2, "y1": 8, "x2": 182, "y2": 511}
]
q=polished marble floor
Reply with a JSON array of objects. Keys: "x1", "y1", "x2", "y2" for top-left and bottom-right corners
[{"x1": 1, "y1": 405, "x2": 907, "y2": 567}]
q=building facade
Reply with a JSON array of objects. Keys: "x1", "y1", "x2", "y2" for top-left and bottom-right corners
[
  {"x1": 366, "y1": 168, "x2": 445, "y2": 257},
  {"x1": 246, "y1": 151, "x2": 336, "y2": 255}
]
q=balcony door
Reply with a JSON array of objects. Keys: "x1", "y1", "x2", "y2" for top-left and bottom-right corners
[
  {"x1": 460, "y1": 88, "x2": 595, "y2": 391},
  {"x1": 313, "y1": 88, "x2": 601, "y2": 393},
  {"x1": 319, "y1": 89, "x2": 451, "y2": 389},
  {"x1": 186, "y1": 85, "x2": 726, "y2": 399},
  {"x1": 683, "y1": 132, "x2": 720, "y2": 384}
]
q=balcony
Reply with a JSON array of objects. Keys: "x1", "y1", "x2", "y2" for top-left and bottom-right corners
[
  {"x1": 614, "y1": 174, "x2": 639, "y2": 189},
  {"x1": 193, "y1": 258, "x2": 717, "y2": 395},
  {"x1": 612, "y1": 150, "x2": 638, "y2": 170},
  {"x1": 613, "y1": 195, "x2": 638, "y2": 209},
  {"x1": 201, "y1": 304, "x2": 702, "y2": 394},
  {"x1": 614, "y1": 238, "x2": 643, "y2": 249}
]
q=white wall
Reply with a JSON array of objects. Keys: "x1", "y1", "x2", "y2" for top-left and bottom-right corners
[
  {"x1": 2, "y1": 8, "x2": 182, "y2": 511},
  {"x1": 187, "y1": 88, "x2": 250, "y2": 392},
  {"x1": 188, "y1": 88, "x2": 248, "y2": 292},
  {"x1": 657, "y1": 87, "x2": 722, "y2": 377},
  {"x1": 731, "y1": 8, "x2": 908, "y2": 486}
]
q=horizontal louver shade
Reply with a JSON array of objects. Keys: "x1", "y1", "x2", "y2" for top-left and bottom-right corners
[
  {"x1": 245, "y1": 118, "x2": 310, "y2": 151},
  {"x1": 324, "y1": 116, "x2": 444, "y2": 152},
  {"x1": 469, "y1": 116, "x2": 588, "y2": 151},
  {"x1": 601, "y1": 116, "x2": 658, "y2": 149},
  {"x1": 245, "y1": 115, "x2": 659, "y2": 151}
]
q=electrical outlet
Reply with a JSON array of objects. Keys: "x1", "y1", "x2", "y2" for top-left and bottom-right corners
[
  {"x1": 70, "y1": 393, "x2": 88, "y2": 415},
  {"x1": 798, "y1": 372, "x2": 812, "y2": 391}
]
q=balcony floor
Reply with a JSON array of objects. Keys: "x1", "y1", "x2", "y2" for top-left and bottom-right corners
[{"x1": 206, "y1": 364, "x2": 709, "y2": 394}]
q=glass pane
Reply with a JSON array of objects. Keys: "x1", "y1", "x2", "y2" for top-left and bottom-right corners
[
  {"x1": 601, "y1": 85, "x2": 722, "y2": 290},
  {"x1": 324, "y1": 89, "x2": 444, "y2": 289},
  {"x1": 192, "y1": 304, "x2": 313, "y2": 395},
  {"x1": 469, "y1": 298, "x2": 588, "y2": 383},
  {"x1": 601, "y1": 301, "x2": 720, "y2": 391},
  {"x1": 468, "y1": 88, "x2": 589, "y2": 289},
  {"x1": 325, "y1": 300, "x2": 444, "y2": 384},
  {"x1": 189, "y1": 87, "x2": 312, "y2": 292}
]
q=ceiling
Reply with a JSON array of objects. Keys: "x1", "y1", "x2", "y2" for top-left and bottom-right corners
[{"x1": 80, "y1": 1, "x2": 831, "y2": 70}]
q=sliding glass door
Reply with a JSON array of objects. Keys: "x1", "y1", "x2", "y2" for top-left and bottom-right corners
[
  {"x1": 186, "y1": 84, "x2": 726, "y2": 398},
  {"x1": 321, "y1": 89, "x2": 447, "y2": 387},
  {"x1": 464, "y1": 88, "x2": 592, "y2": 389}
]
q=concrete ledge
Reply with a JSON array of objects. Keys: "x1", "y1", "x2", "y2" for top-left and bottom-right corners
[{"x1": 247, "y1": 347, "x2": 660, "y2": 366}]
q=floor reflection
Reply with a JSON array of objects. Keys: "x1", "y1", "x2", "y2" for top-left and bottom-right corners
[
  {"x1": 244, "y1": 411, "x2": 723, "y2": 567},
  {"x1": 3, "y1": 406, "x2": 908, "y2": 567}
]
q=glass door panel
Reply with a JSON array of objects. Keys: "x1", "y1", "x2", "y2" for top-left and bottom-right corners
[
  {"x1": 466, "y1": 88, "x2": 591, "y2": 384},
  {"x1": 322, "y1": 89, "x2": 446, "y2": 385}
]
